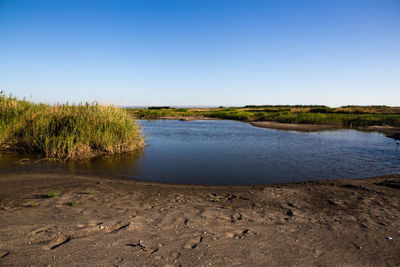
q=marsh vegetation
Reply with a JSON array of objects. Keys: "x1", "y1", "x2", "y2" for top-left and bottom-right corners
[{"x1": 0, "y1": 93, "x2": 144, "y2": 160}]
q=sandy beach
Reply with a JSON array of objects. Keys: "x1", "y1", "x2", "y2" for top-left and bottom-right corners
[{"x1": 0, "y1": 173, "x2": 399, "y2": 266}]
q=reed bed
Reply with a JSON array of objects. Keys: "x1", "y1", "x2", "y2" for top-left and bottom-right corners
[{"x1": 0, "y1": 94, "x2": 144, "y2": 160}]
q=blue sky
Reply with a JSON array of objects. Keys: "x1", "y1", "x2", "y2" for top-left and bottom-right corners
[{"x1": 0, "y1": 0, "x2": 399, "y2": 107}]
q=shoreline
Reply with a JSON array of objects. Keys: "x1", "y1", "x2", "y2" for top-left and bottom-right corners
[
  {"x1": 1, "y1": 172, "x2": 399, "y2": 266},
  {"x1": 250, "y1": 121, "x2": 400, "y2": 140},
  {"x1": 158, "y1": 116, "x2": 220, "y2": 121},
  {"x1": 249, "y1": 121, "x2": 341, "y2": 132}
]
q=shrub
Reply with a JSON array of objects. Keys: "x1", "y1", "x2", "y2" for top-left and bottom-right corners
[{"x1": 47, "y1": 189, "x2": 60, "y2": 198}]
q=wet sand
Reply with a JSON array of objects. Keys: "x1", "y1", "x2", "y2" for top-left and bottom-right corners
[
  {"x1": 249, "y1": 121, "x2": 341, "y2": 132},
  {"x1": 159, "y1": 116, "x2": 218, "y2": 121},
  {"x1": 1, "y1": 173, "x2": 399, "y2": 266},
  {"x1": 250, "y1": 122, "x2": 400, "y2": 139}
]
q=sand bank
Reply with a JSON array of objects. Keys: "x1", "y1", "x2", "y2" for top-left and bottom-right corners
[
  {"x1": 250, "y1": 121, "x2": 400, "y2": 140},
  {"x1": 0, "y1": 173, "x2": 399, "y2": 266},
  {"x1": 249, "y1": 121, "x2": 341, "y2": 132}
]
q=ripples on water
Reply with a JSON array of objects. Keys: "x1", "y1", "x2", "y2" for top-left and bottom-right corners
[{"x1": 1, "y1": 120, "x2": 399, "y2": 185}]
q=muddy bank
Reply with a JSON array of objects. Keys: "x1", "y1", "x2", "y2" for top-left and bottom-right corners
[
  {"x1": 249, "y1": 121, "x2": 341, "y2": 132},
  {"x1": 158, "y1": 116, "x2": 219, "y2": 121},
  {"x1": 358, "y1": 125, "x2": 400, "y2": 140},
  {"x1": 250, "y1": 121, "x2": 400, "y2": 140},
  {"x1": 0, "y1": 173, "x2": 399, "y2": 266}
]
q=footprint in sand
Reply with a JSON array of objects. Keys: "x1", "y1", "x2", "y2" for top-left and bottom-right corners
[
  {"x1": 108, "y1": 222, "x2": 132, "y2": 233},
  {"x1": 42, "y1": 236, "x2": 71, "y2": 251},
  {"x1": 0, "y1": 250, "x2": 9, "y2": 258},
  {"x1": 31, "y1": 226, "x2": 50, "y2": 235},
  {"x1": 231, "y1": 213, "x2": 242, "y2": 222},
  {"x1": 183, "y1": 235, "x2": 202, "y2": 249},
  {"x1": 226, "y1": 229, "x2": 254, "y2": 239}
]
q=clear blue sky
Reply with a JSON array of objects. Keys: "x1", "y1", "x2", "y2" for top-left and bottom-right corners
[{"x1": 0, "y1": 0, "x2": 399, "y2": 107}]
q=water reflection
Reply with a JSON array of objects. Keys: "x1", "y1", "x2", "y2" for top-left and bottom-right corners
[
  {"x1": 0, "y1": 150, "x2": 144, "y2": 178},
  {"x1": 64, "y1": 152, "x2": 144, "y2": 177}
]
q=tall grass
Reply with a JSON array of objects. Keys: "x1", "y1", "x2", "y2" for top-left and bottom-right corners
[
  {"x1": 205, "y1": 110, "x2": 251, "y2": 121},
  {"x1": 0, "y1": 93, "x2": 144, "y2": 160},
  {"x1": 126, "y1": 108, "x2": 199, "y2": 119}
]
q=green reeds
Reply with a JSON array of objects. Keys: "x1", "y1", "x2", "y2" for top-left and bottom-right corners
[{"x1": 0, "y1": 93, "x2": 144, "y2": 160}]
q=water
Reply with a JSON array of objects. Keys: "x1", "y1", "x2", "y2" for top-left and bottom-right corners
[{"x1": 1, "y1": 119, "x2": 399, "y2": 185}]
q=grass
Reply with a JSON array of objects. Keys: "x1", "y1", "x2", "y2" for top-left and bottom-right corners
[
  {"x1": 0, "y1": 93, "x2": 144, "y2": 160},
  {"x1": 126, "y1": 107, "x2": 199, "y2": 119},
  {"x1": 29, "y1": 200, "x2": 37, "y2": 207},
  {"x1": 253, "y1": 111, "x2": 400, "y2": 127},
  {"x1": 84, "y1": 189, "x2": 94, "y2": 195},
  {"x1": 47, "y1": 189, "x2": 60, "y2": 198}
]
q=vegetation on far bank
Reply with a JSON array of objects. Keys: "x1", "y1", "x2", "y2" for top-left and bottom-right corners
[
  {"x1": 0, "y1": 93, "x2": 144, "y2": 160},
  {"x1": 127, "y1": 105, "x2": 400, "y2": 128}
]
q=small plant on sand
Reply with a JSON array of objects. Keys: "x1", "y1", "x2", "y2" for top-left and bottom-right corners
[
  {"x1": 47, "y1": 189, "x2": 60, "y2": 198},
  {"x1": 69, "y1": 201, "x2": 77, "y2": 207},
  {"x1": 28, "y1": 200, "x2": 37, "y2": 207},
  {"x1": 84, "y1": 189, "x2": 94, "y2": 195},
  {"x1": 211, "y1": 198, "x2": 221, "y2": 202}
]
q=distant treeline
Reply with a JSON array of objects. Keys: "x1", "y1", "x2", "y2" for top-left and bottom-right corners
[
  {"x1": 244, "y1": 105, "x2": 328, "y2": 108},
  {"x1": 148, "y1": 106, "x2": 171, "y2": 110}
]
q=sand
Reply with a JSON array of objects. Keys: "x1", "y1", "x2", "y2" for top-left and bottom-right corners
[
  {"x1": 0, "y1": 173, "x2": 399, "y2": 266},
  {"x1": 249, "y1": 121, "x2": 341, "y2": 132},
  {"x1": 159, "y1": 116, "x2": 218, "y2": 121},
  {"x1": 250, "y1": 122, "x2": 400, "y2": 140}
]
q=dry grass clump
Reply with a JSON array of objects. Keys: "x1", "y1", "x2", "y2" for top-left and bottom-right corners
[{"x1": 0, "y1": 93, "x2": 144, "y2": 160}]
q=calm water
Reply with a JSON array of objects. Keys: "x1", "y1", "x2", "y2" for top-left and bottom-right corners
[{"x1": 1, "y1": 119, "x2": 400, "y2": 185}]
